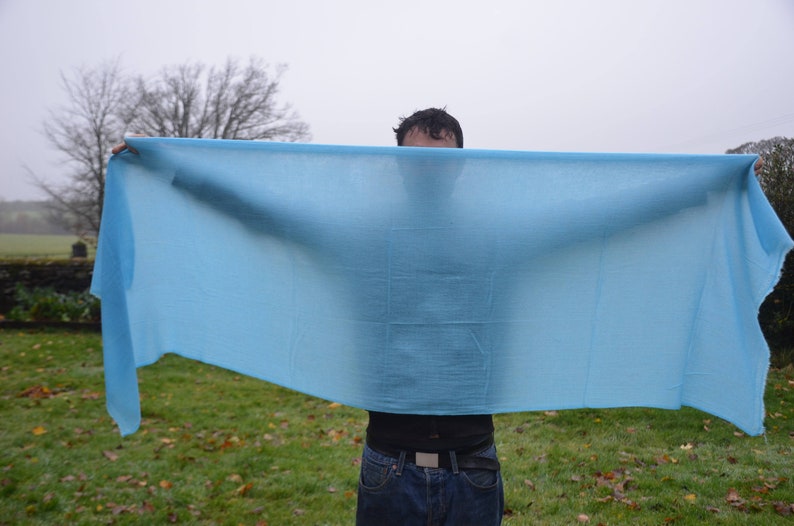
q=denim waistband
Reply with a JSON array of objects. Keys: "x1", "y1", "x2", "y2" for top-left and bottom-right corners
[{"x1": 365, "y1": 435, "x2": 499, "y2": 471}]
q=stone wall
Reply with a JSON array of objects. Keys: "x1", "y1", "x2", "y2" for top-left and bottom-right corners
[{"x1": 0, "y1": 260, "x2": 94, "y2": 314}]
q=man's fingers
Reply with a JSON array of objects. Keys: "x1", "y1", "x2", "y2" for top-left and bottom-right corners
[
  {"x1": 111, "y1": 134, "x2": 146, "y2": 155},
  {"x1": 111, "y1": 143, "x2": 128, "y2": 155}
]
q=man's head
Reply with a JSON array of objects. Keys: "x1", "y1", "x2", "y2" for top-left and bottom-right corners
[{"x1": 394, "y1": 107, "x2": 463, "y2": 149}]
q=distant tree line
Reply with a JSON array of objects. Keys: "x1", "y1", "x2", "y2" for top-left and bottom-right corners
[
  {"x1": 727, "y1": 136, "x2": 794, "y2": 365},
  {"x1": 0, "y1": 201, "x2": 70, "y2": 235},
  {"x1": 35, "y1": 56, "x2": 311, "y2": 242}
]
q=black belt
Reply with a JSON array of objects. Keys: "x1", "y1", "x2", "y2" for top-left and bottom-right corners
[{"x1": 367, "y1": 436, "x2": 500, "y2": 471}]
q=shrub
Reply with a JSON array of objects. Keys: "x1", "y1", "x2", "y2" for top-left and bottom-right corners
[{"x1": 7, "y1": 284, "x2": 100, "y2": 323}]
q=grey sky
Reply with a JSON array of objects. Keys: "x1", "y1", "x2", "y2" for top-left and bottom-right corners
[{"x1": 1, "y1": 0, "x2": 793, "y2": 200}]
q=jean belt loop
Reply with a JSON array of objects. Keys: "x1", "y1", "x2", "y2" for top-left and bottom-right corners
[
  {"x1": 449, "y1": 450, "x2": 460, "y2": 475},
  {"x1": 396, "y1": 450, "x2": 407, "y2": 477}
]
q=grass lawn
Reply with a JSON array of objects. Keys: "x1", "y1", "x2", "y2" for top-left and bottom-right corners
[
  {"x1": 0, "y1": 234, "x2": 93, "y2": 259},
  {"x1": 1, "y1": 329, "x2": 792, "y2": 524}
]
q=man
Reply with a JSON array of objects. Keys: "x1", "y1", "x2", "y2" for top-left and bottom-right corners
[
  {"x1": 112, "y1": 109, "x2": 504, "y2": 525},
  {"x1": 356, "y1": 108, "x2": 504, "y2": 526},
  {"x1": 111, "y1": 109, "x2": 763, "y2": 525}
]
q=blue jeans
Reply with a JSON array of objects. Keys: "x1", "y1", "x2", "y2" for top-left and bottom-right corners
[{"x1": 356, "y1": 444, "x2": 504, "y2": 525}]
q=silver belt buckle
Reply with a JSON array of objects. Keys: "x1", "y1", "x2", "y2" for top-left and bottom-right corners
[{"x1": 415, "y1": 452, "x2": 439, "y2": 468}]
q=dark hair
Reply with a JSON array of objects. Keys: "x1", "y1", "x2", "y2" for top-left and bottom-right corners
[{"x1": 393, "y1": 107, "x2": 463, "y2": 148}]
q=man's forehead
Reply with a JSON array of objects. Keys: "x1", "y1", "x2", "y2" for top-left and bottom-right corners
[
  {"x1": 402, "y1": 127, "x2": 458, "y2": 148},
  {"x1": 406, "y1": 126, "x2": 454, "y2": 138}
]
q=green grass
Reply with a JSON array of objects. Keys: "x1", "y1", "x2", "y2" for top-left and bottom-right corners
[
  {"x1": 0, "y1": 234, "x2": 94, "y2": 259},
  {"x1": 1, "y1": 329, "x2": 792, "y2": 525}
]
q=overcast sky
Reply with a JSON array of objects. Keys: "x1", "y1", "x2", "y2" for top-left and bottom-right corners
[{"x1": 1, "y1": 0, "x2": 793, "y2": 201}]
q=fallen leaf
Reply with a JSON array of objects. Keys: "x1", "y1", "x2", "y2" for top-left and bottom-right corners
[
  {"x1": 725, "y1": 488, "x2": 747, "y2": 511},
  {"x1": 159, "y1": 480, "x2": 173, "y2": 489},
  {"x1": 19, "y1": 385, "x2": 53, "y2": 399},
  {"x1": 725, "y1": 488, "x2": 742, "y2": 503},
  {"x1": 577, "y1": 513, "x2": 590, "y2": 522},
  {"x1": 773, "y1": 501, "x2": 794, "y2": 516},
  {"x1": 237, "y1": 482, "x2": 254, "y2": 496},
  {"x1": 32, "y1": 426, "x2": 47, "y2": 436},
  {"x1": 102, "y1": 450, "x2": 119, "y2": 462}
]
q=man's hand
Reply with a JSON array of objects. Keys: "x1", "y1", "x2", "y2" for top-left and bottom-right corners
[
  {"x1": 754, "y1": 157, "x2": 764, "y2": 176},
  {"x1": 111, "y1": 134, "x2": 146, "y2": 155},
  {"x1": 111, "y1": 142, "x2": 136, "y2": 155}
]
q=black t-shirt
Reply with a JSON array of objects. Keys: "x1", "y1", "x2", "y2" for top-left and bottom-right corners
[{"x1": 366, "y1": 411, "x2": 494, "y2": 451}]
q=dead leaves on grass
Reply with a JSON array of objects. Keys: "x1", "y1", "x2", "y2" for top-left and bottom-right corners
[
  {"x1": 554, "y1": 448, "x2": 793, "y2": 519},
  {"x1": 18, "y1": 383, "x2": 101, "y2": 401},
  {"x1": 46, "y1": 470, "x2": 180, "y2": 520},
  {"x1": 18, "y1": 385, "x2": 56, "y2": 399},
  {"x1": 723, "y1": 480, "x2": 793, "y2": 515},
  {"x1": 592, "y1": 469, "x2": 639, "y2": 508}
]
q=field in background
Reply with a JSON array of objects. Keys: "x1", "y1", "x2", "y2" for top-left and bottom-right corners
[{"x1": 0, "y1": 233, "x2": 93, "y2": 259}]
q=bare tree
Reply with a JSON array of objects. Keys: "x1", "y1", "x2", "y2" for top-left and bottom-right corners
[
  {"x1": 132, "y1": 57, "x2": 311, "y2": 141},
  {"x1": 34, "y1": 59, "x2": 135, "y2": 241},
  {"x1": 37, "y1": 56, "x2": 311, "y2": 241}
]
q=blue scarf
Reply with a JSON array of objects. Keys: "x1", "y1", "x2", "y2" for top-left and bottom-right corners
[{"x1": 92, "y1": 137, "x2": 792, "y2": 436}]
